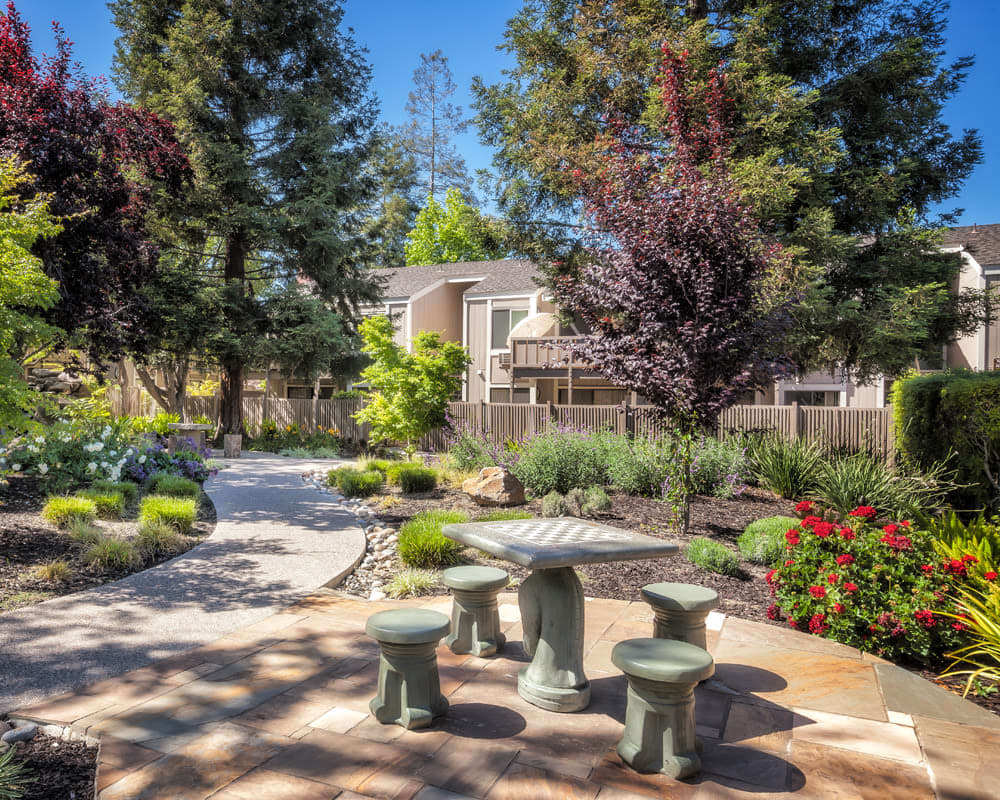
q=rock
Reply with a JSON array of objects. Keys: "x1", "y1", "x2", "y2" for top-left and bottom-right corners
[
  {"x1": 462, "y1": 467, "x2": 526, "y2": 507},
  {"x1": 2, "y1": 721, "x2": 37, "y2": 744},
  {"x1": 369, "y1": 588, "x2": 386, "y2": 602}
]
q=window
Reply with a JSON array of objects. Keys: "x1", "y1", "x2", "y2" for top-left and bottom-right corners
[
  {"x1": 490, "y1": 387, "x2": 530, "y2": 404},
  {"x1": 784, "y1": 390, "x2": 839, "y2": 407},
  {"x1": 491, "y1": 308, "x2": 529, "y2": 349}
]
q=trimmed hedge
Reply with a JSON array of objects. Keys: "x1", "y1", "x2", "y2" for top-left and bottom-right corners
[{"x1": 892, "y1": 370, "x2": 1000, "y2": 508}]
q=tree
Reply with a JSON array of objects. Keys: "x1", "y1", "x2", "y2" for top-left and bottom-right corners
[
  {"x1": 353, "y1": 315, "x2": 470, "y2": 454},
  {"x1": 403, "y1": 50, "x2": 471, "y2": 200},
  {"x1": 473, "y1": 0, "x2": 988, "y2": 382},
  {"x1": 0, "y1": 158, "x2": 61, "y2": 427},
  {"x1": 367, "y1": 127, "x2": 421, "y2": 268},
  {"x1": 553, "y1": 49, "x2": 792, "y2": 529},
  {"x1": 405, "y1": 188, "x2": 506, "y2": 266},
  {"x1": 111, "y1": 0, "x2": 381, "y2": 434},
  {"x1": 0, "y1": 2, "x2": 189, "y2": 363}
]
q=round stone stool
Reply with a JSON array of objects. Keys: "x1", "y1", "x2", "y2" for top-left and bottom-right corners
[
  {"x1": 612, "y1": 638, "x2": 715, "y2": 779},
  {"x1": 442, "y1": 565, "x2": 509, "y2": 657},
  {"x1": 640, "y1": 582, "x2": 720, "y2": 650},
  {"x1": 365, "y1": 608, "x2": 451, "y2": 730}
]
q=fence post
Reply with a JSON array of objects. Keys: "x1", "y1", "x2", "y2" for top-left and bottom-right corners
[
  {"x1": 789, "y1": 401, "x2": 800, "y2": 440},
  {"x1": 624, "y1": 402, "x2": 634, "y2": 437},
  {"x1": 480, "y1": 399, "x2": 487, "y2": 433},
  {"x1": 546, "y1": 401, "x2": 554, "y2": 432}
]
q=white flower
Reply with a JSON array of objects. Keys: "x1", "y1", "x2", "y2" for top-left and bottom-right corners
[
  {"x1": 109, "y1": 467, "x2": 121, "y2": 481},
  {"x1": 87, "y1": 462, "x2": 97, "y2": 473},
  {"x1": 100, "y1": 461, "x2": 109, "y2": 470},
  {"x1": 12, "y1": 463, "x2": 22, "y2": 472},
  {"x1": 108, "y1": 450, "x2": 117, "y2": 458},
  {"x1": 0, "y1": 457, "x2": 6, "y2": 467},
  {"x1": 37, "y1": 463, "x2": 48, "y2": 474},
  {"x1": 27, "y1": 445, "x2": 38, "y2": 454},
  {"x1": 138, "y1": 455, "x2": 147, "y2": 464},
  {"x1": 125, "y1": 448, "x2": 134, "y2": 456}
]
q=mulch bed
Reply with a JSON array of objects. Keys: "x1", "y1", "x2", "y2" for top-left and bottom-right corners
[
  {"x1": 6, "y1": 731, "x2": 98, "y2": 800},
  {"x1": 0, "y1": 476, "x2": 215, "y2": 612}
]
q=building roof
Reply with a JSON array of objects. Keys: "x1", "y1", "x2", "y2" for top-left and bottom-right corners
[
  {"x1": 943, "y1": 224, "x2": 1000, "y2": 267},
  {"x1": 373, "y1": 259, "x2": 541, "y2": 300}
]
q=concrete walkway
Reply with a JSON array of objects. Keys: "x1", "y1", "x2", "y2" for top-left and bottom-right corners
[
  {"x1": 16, "y1": 592, "x2": 1000, "y2": 799},
  {"x1": 0, "y1": 453, "x2": 364, "y2": 712}
]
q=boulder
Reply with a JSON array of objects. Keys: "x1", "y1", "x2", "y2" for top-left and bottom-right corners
[{"x1": 462, "y1": 467, "x2": 526, "y2": 507}]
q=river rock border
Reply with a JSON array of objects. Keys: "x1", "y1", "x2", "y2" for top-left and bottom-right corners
[{"x1": 302, "y1": 469, "x2": 399, "y2": 601}]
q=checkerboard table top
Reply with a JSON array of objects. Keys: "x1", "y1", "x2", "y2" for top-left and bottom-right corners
[{"x1": 442, "y1": 517, "x2": 678, "y2": 570}]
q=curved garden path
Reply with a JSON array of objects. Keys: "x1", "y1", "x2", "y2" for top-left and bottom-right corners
[{"x1": 0, "y1": 452, "x2": 364, "y2": 712}]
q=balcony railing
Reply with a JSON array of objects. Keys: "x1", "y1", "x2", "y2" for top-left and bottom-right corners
[{"x1": 506, "y1": 336, "x2": 592, "y2": 374}]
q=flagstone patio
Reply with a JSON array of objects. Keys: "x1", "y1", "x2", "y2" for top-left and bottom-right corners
[{"x1": 14, "y1": 591, "x2": 1000, "y2": 799}]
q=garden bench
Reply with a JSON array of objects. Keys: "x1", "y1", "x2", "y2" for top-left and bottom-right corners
[
  {"x1": 640, "y1": 582, "x2": 719, "y2": 651},
  {"x1": 612, "y1": 637, "x2": 715, "y2": 779},
  {"x1": 166, "y1": 423, "x2": 214, "y2": 454},
  {"x1": 365, "y1": 608, "x2": 450, "y2": 730},
  {"x1": 442, "y1": 565, "x2": 509, "y2": 657}
]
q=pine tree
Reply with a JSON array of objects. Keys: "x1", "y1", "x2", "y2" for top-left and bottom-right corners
[
  {"x1": 367, "y1": 127, "x2": 421, "y2": 268},
  {"x1": 111, "y1": 0, "x2": 381, "y2": 432},
  {"x1": 473, "y1": 0, "x2": 988, "y2": 381},
  {"x1": 403, "y1": 50, "x2": 471, "y2": 200}
]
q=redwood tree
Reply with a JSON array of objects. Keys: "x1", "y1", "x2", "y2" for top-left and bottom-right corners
[
  {"x1": 553, "y1": 47, "x2": 791, "y2": 427},
  {"x1": 0, "y1": 3, "x2": 188, "y2": 363}
]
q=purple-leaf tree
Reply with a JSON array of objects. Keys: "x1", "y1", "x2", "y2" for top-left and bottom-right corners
[
  {"x1": 554, "y1": 45, "x2": 792, "y2": 430},
  {"x1": 552, "y1": 46, "x2": 793, "y2": 529}
]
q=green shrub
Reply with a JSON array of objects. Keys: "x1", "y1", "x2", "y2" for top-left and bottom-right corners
[
  {"x1": 278, "y1": 447, "x2": 341, "y2": 458},
  {"x1": 139, "y1": 495, "x2": 197, "y2": 533},
  {"x1": 565, "y1": 487, "x2": 586, "y2": 515},
  {"x1": 0, "y1": 742, "x2": 35, "y2": 798},
  {"x1": 685, "y1": 537, "x2": 742, "y2": 577},
  {"x1": 390, "y1": 463, "x2": 438, "y2": 493},
  {"x1": 691, "y1": 437, "x2": 748, "y2": 498},
  {"x1": 385, "y1": 567, "x2": 440, "y2": 598},
  {"x1": 32, "y1": 560, "x2": 73, "y2": 582},
  {"x1": 748, "y1": 435, "x2": 823, "y2": 499},
  {"x1": 893, "y1": 369, "x2": 1000, "y2": 509},
  {"x1": 541, "y1": 491, "x2": 568, "y2": 518},
  {"x1": 136, "y1": 520, "x2": 188, "y2": 559},
  {"x1": 738, "y1": 516, "x2": 800, "y2": 565},
  {"x1": 146, "y1": 473, "x2": 201, "y2": 498},
  {"x1": 68, "y1": 519, "x2": 104, "y2": 547},
  {"x1": 75, "y1": 488, "x2": 126, "y2": 519},
  {"x1": 602, "y1": 432, "x2": 673, "y2": 496},
  {"x1": 334, "y1": 468, "x2": 385, "y2": 498},
  {"x1": 397, "y1": 510, "x2": 468, "y2": 567},
  {"x1": 84, "y1": 536, "x2": 141, "y2": 570},
  {"x1": 92, "y1": 480, "x2": 138, "y2": 505},
  {"x1": 475, "y1": 508, "x2": 534, "y2": 522},
  {"x1": 812, "y1": 451, "x2": 953, "y2": 519},
  {"x1": 362, "y1": 458, "x2": 398, "y2": 475},
  {"x1": 41, "y1": 496, "x2": 97, "y2": 528},
  {"x1": 511, "y1": 429, "x2": 607, "y2": 494},
  {"x1": 582, "y1": 486, "x2": 612, "y2": 515}
]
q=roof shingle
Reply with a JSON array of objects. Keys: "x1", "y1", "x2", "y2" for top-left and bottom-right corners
[
  {"x1": 371, "y1": 259, "x2": 540, "y2": 300},
  {"x1": 942, "y1": 224, "x2": 1000, "y2": 267}
]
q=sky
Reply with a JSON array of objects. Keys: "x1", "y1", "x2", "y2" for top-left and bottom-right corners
[{"x1": 14, "y1": 0, "x2": 1000, "y2": 225}]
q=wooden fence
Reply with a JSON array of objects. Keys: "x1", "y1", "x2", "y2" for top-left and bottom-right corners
[{"x1": 108, "y1": 392, "x2": 895, "y2": 456}]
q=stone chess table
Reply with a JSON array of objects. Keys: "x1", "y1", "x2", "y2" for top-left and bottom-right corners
[{"x1": 443, "y1": 517, "x2": 678, "y2": 713}]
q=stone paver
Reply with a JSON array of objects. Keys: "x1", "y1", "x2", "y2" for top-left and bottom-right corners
[
  {"x1": 0, "y1": 453, "x2": 364, "y2": 712},
  {"x1": 10, "y1": 592, "x2": 998, "y2": 799}
]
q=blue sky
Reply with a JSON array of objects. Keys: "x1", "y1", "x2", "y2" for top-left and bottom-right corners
[{"x1": 15, "y1": 0, "x2": 1000, "y2": 224}]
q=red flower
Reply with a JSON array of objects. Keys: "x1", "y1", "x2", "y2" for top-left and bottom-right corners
[
  {"x1": 813, "y1": 521, "x2": 836, "y2": 538},
  {"x1": 795, "y1": 500, "x2": 814, "y2": 514},
  {"x1": 785, "y1": 529, "x2": 801, "y2": 546},
  {"x1": 809, "y1": 614, "x2": 829, "y2": 635},
  {"x1": 767, "y1": 603, "x2": 780, "y2": 620},
  {"x1": 827, "y1": 573, "x2": 840, "y2": 584},
  {"x1": 952, "y1": 622, "x2": 967, "y2": 632},
  {"x1": 836, "y1": 554, "x2": 854, "y2": 566},
  {"x1": 800, "y1": 515, "x2": 822, "y2": 528},
  {"x1": 943, "y1": 559, "x2": 968, "y2": 578},
  {"x1": 849, "y1": 506, "x2": 877, "y2": 520},
  {"x1": 833, "y1": 603, "x2": 845, "y2": 613},
  {"x1": 839, "y1": 527, "x2": 856, "y2": 540},
  {"x1": 986, "y1": 572, "x2": 998, "y2": 581},
  {"x1": 914, "y1": 610, "x2": 936, "y2": 629},
  {"x1": 882, "y1": 523, "x2": 899, "y2": 536},
  {"x1": 785, "y1": 559, "x2": 795, "y2": 566},
  {"x1": 901, "y1": 520, "x2": 911, "y2": 527},
  {"x1": 920, "y1": 564, "x2": 934, "y2": 573},
  {"x1": 808, "y1": 585, "x2": 827, "y2": 599},
  {"x1": 788, "y1": 618, "x2": 799, "y2": 629},
  {"x1": 869, "y1": 623, "x2": 879, "y2": 632},
  {"x1": 765, "y1": 569, "x2": 778, "y2": 585},
  {"x1": 962, "y1": 554, "x2": 979, "y2": 564},
  {"x1": 881, "y1": 533, "x2": 913, "y2": 552},
  {"x1": 844, "y1": 582, "x2": 858, "y2": 593}
]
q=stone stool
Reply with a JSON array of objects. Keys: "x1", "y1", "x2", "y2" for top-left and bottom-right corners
[
  {"x1": 612, "y1": 638, "x2": 715, "y2": 779},
  {"x1": 443, "y1": 565, "x2": 509, "y2": 657},
  {"x1": 365, "y1": 609, "x2": 451, "y2": 730},
  {"x1": 640, "y1": 582, "x2": 720, "y2": 651}
]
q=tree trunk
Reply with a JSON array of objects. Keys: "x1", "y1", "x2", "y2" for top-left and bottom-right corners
[
  {"x1": 220, "y1": 231, "x2": 247, "y2": 434},
  {"x1": 686, "y1": 0, "x2": 708, "y2": 20},
  {"x1": 312, "y1": 374, "x2": 320, "y2": 432},
  {"x1": 135, "y1": 360, "x2": 188, "y2": 417}
]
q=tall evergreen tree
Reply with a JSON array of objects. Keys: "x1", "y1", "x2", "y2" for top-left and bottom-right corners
[
  {"x1": 473, "y1": 0, "x2": 988, "y2": 382},
  {"x1": 403, "y1": 50, "x2": 472, "y2": 200},
  {"x1": 111, "y1": 0, "x2": 381, "y2": 432},
  {"x1": 367, "y1": 126, "x2": 421, "y2": 267}
]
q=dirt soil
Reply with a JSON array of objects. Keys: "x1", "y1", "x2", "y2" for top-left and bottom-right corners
[
  {"x1": 6, "y1": 729, "x2": 98, "y2": 800},
  {"x1": 0, "y1": 476, "x2": 215, "y2": 612}
]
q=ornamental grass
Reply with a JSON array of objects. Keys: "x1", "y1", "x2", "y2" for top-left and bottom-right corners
[
  {"x1": 139, "y1": 495, "x2": 197, "y2": 533},
  {"x1": 397, "y1": 510, "x2": 468, "y2": 568},
  {"x1": 42, "y1": 496, "x2": 97, "y2": 528}
]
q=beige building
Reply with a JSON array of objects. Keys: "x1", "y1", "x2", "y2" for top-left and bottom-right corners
[{"x1": 367, "y1": 230, "x2": 1000, "y2": 409}]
